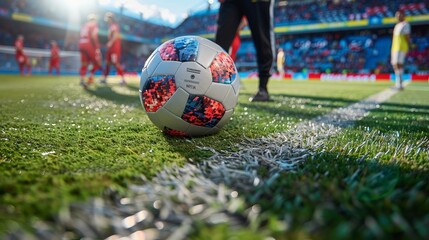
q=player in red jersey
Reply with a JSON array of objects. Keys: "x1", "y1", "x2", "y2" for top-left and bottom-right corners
[
  {"x1": 48, "y1": 40, "x2": 60, "y2": 75},
  {"x1": 229, "y1": 17, "x2": 247, "y2": 61},
  {"x1": 100, "y1": 12, "x2": 126, "y2": 85},
  {"x1": 79, "y1": 14, "x2": 102, "y2": 87},
  {"x1": 15, "y1": 35, "x2": 32, "y2": 75}
]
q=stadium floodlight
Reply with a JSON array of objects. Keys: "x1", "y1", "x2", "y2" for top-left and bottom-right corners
[
  {"x1": 66, "y1": 0, "x2": 87, "y2": 8},
  {"x1": 98, "y1": 0, "x2": 112, "y2": 5}
]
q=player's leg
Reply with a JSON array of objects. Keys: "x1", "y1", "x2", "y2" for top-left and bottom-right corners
[
  {"x1": 100, "y1": 50, "x2": 111, "y2": 84},
  {"x1": 16, "y1": 57, "x2": 24, "y2": 75},
  {"x1": 112, "y1": 52, "x2": 126, "y2": 85},
  {"x1": 277, "y1": 65, "x2": 284, "y2": 79},
  {"x1": 48, "y1": 60, "x2": 53, "y2": 75},
  {"x1": 214, "y1": 1, "x2": 243, "y2": 53},
  {"x1": 25, "y1": 56, "x2": 32, "y2": 76},
  {"x1": 396, "y1": 51, "x2": 406, "y2": 89},
  {"x1": 229, "y1": 34, "x2": 241, "y2": 61},
  {"x1": 80, "y1": 50, "x2": 89, "y2": 86},
  {"x1": 55, "y1": 61, "x2": 60, "y2": 75},
  {"x1": 391, "y1": 51, "x2": 404, "y2": 90},
  {"x1": 88, "y1": 49, "x2": 102, "y2": 85},
  {"x1": 396, "y1": 64, "x2": 404, "y2": 89},
  {"x1": 243, "y1": 0, "x2": 274, "y2": 101},
  {"x1": 100, "y1": 63, "x2": 110, "y2": 84}
]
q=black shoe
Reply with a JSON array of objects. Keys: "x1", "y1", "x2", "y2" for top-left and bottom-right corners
[{"x1": 249, "y1": 90, "x2": 270, "y2": 102}]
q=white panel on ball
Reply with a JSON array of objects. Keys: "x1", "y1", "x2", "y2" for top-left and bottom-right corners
[
  {"x1": 146, "y1": 112, "x2": 164, "y2": 130},
  {"x1": 156, "y1": 108, "x2": 189, "y2": 132},
  {"x1": 146, "y1": 52, "x2": 162, "y2": 76},
  {"x1": 175, "y1": 62, "x2": 212, "y2": 95},
  {"x1": 222, "y1": 87, "x2": 238, "y2": 110},
  {"x1": 197, "y1": 37, "x2": 226, "y2": 53},
  {"x1": 205, "y1": 126, "x2": 221, "y2": 136},
  {"x1": 152, "y1": 61, "x2": 182, "y2": 76},
  {"x1": 216, "y1": 109, "x2": 234, "y2": 129},
  {"x1": 205, "y1": 82, "x2": 230, "y2": 102},
  {"x1": 144, "y1": 49, "x2": 159, "y2": 68},
  {"x1": 163, "y1": 88, "x2": 189, "y2": 116},
  {"x1": 196, "y1": 42, "x2": 218, "y2": 69},
  {"x1": 231, "y1": 74, "x2": 241, "y2": 95},
  {"x1": 186, "y1": 124, "x2": 211, "y2": 137},
  {"x1": 140, "y1": 68, "x2": 149, "y2": 91}
]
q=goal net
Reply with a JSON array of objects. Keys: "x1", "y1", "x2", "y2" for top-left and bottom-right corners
[{"x1": 0, "y1": 45, "x2": 80, "y2": 74}]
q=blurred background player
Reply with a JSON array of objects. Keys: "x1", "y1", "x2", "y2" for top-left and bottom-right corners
[
  {"x1": 229, "y1": 17, "x2": 247, "y2": 61},
  {"x1": 391, "y1": 10, "x2": 411, "y2": 90},
  {"x1": 277, "y1": 48, "x2": 285, "y2": 79},
  {"x1": 15, "y1": 35, "x2": 31, "y2": 76},
  {"x1": 215, "y1": 0, "x2": 274, "y2": 102},
  {"x1": 48, "y1": 40, "x2": 60, "y2": 75},
  {"x1": 79, "y1": 14, "x2": 102, "y2": 87},
  {"x1": 100, "y1": 12, "x2": 126, "y2": 85}
]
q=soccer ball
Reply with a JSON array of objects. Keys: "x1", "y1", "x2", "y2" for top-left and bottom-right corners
[{"x1": 139, "y1": 36, "x2": 240, "y2": 137}]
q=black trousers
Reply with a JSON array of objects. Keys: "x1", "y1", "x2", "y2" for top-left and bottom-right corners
[{"x1": 215, "y1": 0, "x2": 274, "y2": 91}]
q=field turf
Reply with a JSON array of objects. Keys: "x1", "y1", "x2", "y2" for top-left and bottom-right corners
[{"x1": 0, "y1": 75, "x2": 428, "y2": 239}]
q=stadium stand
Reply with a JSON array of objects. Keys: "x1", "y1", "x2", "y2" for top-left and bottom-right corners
[
  {"x1": 172, "y1": 0, "x2": 429, "y2": 35},
  {"x1": 274, "y1": 0, "x2": 429, "y2": 25},
  {"x1": 0, "y1": 0, "x2": 428, "y2": 75},
  {"x1": 236, "y1": 26, "x2": 429, "y2": 74}
]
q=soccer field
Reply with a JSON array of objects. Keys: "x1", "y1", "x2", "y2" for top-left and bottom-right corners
[{"x1": 0, "y1": 75, "x2": 428, "y2": 239}]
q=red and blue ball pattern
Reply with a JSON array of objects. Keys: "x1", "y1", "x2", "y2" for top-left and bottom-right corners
[
  {"x1": 142, "y1": 75, "x2": 176, "y2": 112},
  {"x1": 181, "y1": 95, "x2": 225, "y2": 128},
  {"x1": 159, "y1": 36, "x2": 199, "y2": 62},
  {"x1": 210, "y1": 52, "x2": 237, "y2": 84},
  {"x1": 164, "y1": 127, "x2": 189, "y2": 137}
]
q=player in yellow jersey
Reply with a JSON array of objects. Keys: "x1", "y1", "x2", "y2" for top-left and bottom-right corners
[
  {"x1": 391, "y1": 10, "x2": 411, "y2": 90},
  {"x1": 277, "y1": 48, "x2": 285, "y2": 79}
]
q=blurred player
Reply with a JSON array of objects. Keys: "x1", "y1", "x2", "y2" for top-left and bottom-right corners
[
  {"x1": 215, "y1": 0, "x2": 274, "y2": 102},
  {"x1": 15, "y1": 35, "x2": 31, "y2": 76},
  {"x1": 100, "y1": 12, "x2": 126, "y2": 85},
  {"x1": 391, "y1": 10, "x2": 411, "y2": 90},
  {"x1": 229, "y1": 17, "x2": 247, "y2": 61},
  {"x1": 48, "y1": 40, "x2": 60, "y2": 75},
  {"x1": 277, "y1": 48, "x2": 285, "y2": 78},
  {"x1": 79, "y1": 14, "x2": 102, "y2": 87}
]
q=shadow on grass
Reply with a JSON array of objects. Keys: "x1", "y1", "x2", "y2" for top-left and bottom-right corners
[
  {"x1": 84, "y1": 85, "x2": 139, "y2": 106},
  {"x1": 126, "y1": 84, "x2": 140, "y2": 92}
]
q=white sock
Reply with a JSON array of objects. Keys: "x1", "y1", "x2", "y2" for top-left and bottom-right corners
[{"x1": 397, "y1": 69, "x2": 403, "y2": 88}]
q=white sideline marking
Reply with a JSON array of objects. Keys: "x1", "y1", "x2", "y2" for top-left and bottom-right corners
[{"x1": 205, "y1": 87, "x2": 401, "y2": 183}]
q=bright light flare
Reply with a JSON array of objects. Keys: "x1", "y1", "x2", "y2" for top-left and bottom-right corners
[{"x1": 66, "y1": 0, "x2": 88, "y2": 8}]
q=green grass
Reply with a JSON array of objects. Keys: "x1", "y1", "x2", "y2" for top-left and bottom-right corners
[
  {"x1": 1, "y1": 75, "x2": 428, "y2": 239},
  {"x1": 239, "y1": 83, "x2": 429, "y2": 240}
]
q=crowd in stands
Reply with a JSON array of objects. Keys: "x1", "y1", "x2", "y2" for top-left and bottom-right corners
[
  {"x1": 172, "y1": 0, "x2": 428, "y2": 35},
  {"x1": 173, "y1": 10, "x2": 218, "y2": 36},
  {"x1": 235, "y1": 26, "x2": 429, "y2": 74},
  {"x1": 274, "y1": 0, "x2": 428, "y2": 26}
]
